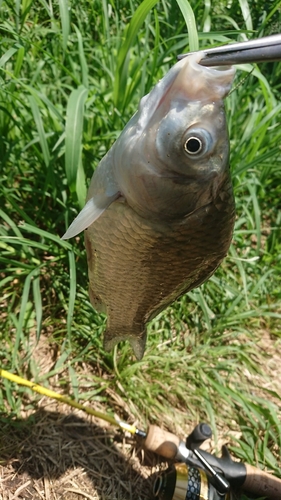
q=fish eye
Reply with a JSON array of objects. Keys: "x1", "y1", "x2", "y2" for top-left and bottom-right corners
[
  {"x1": 183, "y1": 128, "x2": 213, "y2": 158},
  {"x1": 184, "y1": 136, "x2": 203, "y2": 155}
]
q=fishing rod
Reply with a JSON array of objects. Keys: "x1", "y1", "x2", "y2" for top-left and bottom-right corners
[
  {"x1": 1, "y1": 369, "x2": 281, "y2": 499},
  {"x1": 0, "y1": 368, "x2": 145, "y2": 437}
]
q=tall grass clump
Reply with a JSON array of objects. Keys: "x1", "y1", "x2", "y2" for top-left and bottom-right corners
[{"x1": 0, "y1": 0, "x2": 280, "y2": 492}]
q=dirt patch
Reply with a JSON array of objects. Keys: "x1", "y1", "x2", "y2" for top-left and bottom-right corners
[{"x1": 0, "y1": 406, "x2": 161, "y2": 500}]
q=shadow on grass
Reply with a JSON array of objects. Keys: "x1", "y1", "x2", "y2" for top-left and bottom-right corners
[{"x1": 0, "y1": 409, "x2": 160, "y2": 499}]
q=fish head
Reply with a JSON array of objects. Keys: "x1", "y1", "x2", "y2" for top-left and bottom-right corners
[
  {"x1": 113, "y1": 54, "x2": 236, "y2": 221},
  {"x1": 63, "y1": 54, "x2": 235, "y2": 239}
]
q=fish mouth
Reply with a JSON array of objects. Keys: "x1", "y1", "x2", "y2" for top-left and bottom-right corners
[
  {"x1": 138, "y1": 53, "x2": 235, "y2": 130},
  {"x1": 175, "y1": 52, "x2": 235, "y2": 102}
]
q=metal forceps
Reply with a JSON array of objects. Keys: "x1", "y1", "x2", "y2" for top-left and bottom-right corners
[{"x1": 178, "y1": 33, "x2": 281, "y2": 66}]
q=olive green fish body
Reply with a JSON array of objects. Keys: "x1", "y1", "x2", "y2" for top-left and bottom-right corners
[
  {"x1": 85, "y1": 174, "x2": 235, "y2": 359},
  {"x1": 63, "y1": 53, "x2": 236, "y2": 359}
]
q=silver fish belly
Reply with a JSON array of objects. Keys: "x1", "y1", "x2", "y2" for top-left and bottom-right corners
[{"x1": 63, "y1": 53, "x2": 236, "y2": 360}]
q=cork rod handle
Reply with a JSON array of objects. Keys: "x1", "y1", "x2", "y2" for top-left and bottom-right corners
[
  {"x1": 144, "y1": 425, "x2": 182, "y2": 459},
  {"x1": 243, "y1": 463, "x2": 281, "y2": 500}
]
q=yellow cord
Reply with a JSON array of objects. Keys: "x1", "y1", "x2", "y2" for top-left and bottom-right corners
[{"x1": 0, "y1": 368, "x2": 137, "y2": 435}]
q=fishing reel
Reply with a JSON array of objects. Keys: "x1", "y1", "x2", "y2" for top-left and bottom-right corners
[
  {"x1": 154, "y1": 462, "x2": 231, "y2": 500},
  {"x1": 146, "y1": 423, "x2": 243, "y2": 500},
  {"x1": 143, "y1": 420, "x2": 281, "y2": 500}
]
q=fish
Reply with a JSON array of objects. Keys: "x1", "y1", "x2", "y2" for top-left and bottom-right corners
[{"x1": 62, "y1": 53, "x2": 236, "y2": 360}]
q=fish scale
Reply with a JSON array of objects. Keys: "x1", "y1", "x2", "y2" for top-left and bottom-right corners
[{"x1": 84, "y1": 174, "x2": 235, "y2": 359}]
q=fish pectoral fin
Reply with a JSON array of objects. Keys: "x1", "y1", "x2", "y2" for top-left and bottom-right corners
[
  {"x1": 103, "y1": 329, "x2": 147, "y2": 361},
  {"x1": 62, "y1": 193, "x2": 120, "y2": 239}
]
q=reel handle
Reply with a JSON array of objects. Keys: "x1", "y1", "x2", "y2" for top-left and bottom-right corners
[
  {"x1": 243, "y1": 463, "x2": 281, "y2": 500},
  {"x1": 144, "y1": 425, "x2": 281, "y2": 500}
]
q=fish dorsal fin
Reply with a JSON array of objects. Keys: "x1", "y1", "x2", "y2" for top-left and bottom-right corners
[{"x1": 62, "y1": 192, "x2": 119, "y2": 239}]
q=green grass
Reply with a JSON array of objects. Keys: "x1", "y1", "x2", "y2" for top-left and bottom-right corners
[{"x1": 0, "y1": 0, "x2": 281, "y2": 497}]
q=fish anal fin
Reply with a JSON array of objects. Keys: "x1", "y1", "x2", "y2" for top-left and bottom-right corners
[
  {"x1": 128, "y1": 334, "x2": 147, "y2": 360},
  {"x1": 103, "y1": 328, "x2": 147, "y2": 360}
]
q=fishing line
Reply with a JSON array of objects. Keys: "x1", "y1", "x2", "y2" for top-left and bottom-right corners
[{"x1": 0, "y1": 368, "x2": 146, "y2": 438}]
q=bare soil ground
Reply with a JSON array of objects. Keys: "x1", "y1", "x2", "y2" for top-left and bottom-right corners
[
  {"x1": 0, "y1": 405, "x2": 160, "y2": 500},
  {"x1": 0, "y1": 330, "x2": 280, "y2": 500}
]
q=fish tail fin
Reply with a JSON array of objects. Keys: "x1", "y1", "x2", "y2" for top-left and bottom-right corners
[{"x1": 103, "y1": 328, "x2": 147, "y2": 360}]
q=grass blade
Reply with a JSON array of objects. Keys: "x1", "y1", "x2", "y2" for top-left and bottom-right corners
[
  {"x1": 74, "y1": 25, "x2": 89, "y2": 88},
  {"x1": 66, "y1": 250, "x2": 76, "y2": 339},
  {"x1": 32, "y1": 273, "x2": 42, "y2": 342},
  {"x1": 75, "y1": 156, "x2": 87, "y2": 209},
  {"x1": 28, "y1": 95, "x2": 50, "y2": 167},
  {"x1": 58, "y1": 0, "x2": 70, "y2": 52},
  {"x1": 113, "y1": 0, "x2": 158, "y2": 109},
  {"x1": 238, "y1": 0, "x2": 253, "y2": 31},
  {"x1": 12, "y1": 270, "x2": 36, "y2": 368},
  {"x1": 0, "y1": 47, "x2": 19, "y2": 67},
  {"x1": 175, "y1": 0, "x2": 199, "y2": 51},
  {"x1": 65, "y1": 85, "x2": 88, "y2": 191}
]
